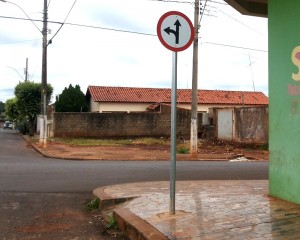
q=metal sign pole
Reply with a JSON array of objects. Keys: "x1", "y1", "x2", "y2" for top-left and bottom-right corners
[
  {"x1": 170, "y1": 51, "x2": 178, "y2": 215},
  {"x1": 157, "y1": 10, "x2": 194, "y2": 216}
]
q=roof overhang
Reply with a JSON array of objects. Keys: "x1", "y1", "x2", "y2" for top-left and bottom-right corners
[{"x1": 225, "y1": 0, "x2": 268, "y2": 18}]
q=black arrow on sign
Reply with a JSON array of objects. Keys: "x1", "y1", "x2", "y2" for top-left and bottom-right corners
[{"x1": 164, "y1": 19, "x2": 181, "y2": 44}]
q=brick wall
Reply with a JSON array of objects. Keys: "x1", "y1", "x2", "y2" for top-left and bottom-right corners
[{"x1": 54, "y1": 104, "x2": 198, "y2": 138}]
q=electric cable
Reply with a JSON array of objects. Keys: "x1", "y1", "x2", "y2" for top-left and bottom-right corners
[
  {"x1": 203, "y1": 41, "x2": 267, "y2": 52},
  {"x1": 0, "y1": 15, "x2": 157, "y2": 36},
  {"x1": 48, "y1": 0, "x2": 78, "y2": 45},
  {"x1": 0, "y1": 15, "x2": 267, "y2": 52}
]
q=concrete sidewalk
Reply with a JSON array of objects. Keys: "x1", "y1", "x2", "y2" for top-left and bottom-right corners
[{"x1": 94, "y1": 180, "x2": 300, "y2": 240}]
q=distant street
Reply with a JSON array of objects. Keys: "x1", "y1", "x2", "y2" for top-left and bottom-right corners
[{"x1": 0, "y1": 129, "x2": 268, "y2": 239}]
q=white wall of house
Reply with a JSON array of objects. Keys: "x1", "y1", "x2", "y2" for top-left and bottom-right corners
[
  {"x1": 89, "y1": 99, "x2": 264, "y2": 113},
  {"x1": 89, "y1": 99, "x2": 99, "y2": 112},
  {"x1": 90, "y1": 100, "x2": 151, "y2": 112},
  {"x1": 177, "y1": 103, "x2": 261, "y2": 113},
  {"x1": 178, "y1": 103, "x2": 212, "y2": 112}
]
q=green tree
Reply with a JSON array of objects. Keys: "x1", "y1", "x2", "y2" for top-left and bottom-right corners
[
  {"x1": 55, "y1": 84, "x2": 88, "y2": 112},
  {"x1": 14, "y1": 81, "x2": 53, "y2": 135},
  {"x1": 5, "y1": 98, "x2": 19, "y2": 121},
  {"x1": 0, "y1": 101, "x2": 5, "y2": 121},
  {"x1": 0, "y1": 101, "x2": 5, "y2": 114}
]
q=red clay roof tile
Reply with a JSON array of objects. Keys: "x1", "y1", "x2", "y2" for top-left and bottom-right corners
[{"x1": 87, "y1": 86, "x2": 268, "y2": 105}]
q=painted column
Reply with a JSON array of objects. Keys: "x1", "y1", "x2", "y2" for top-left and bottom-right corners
[{"x1": 269, "y1": 0, "x2": 300, "y2": 203}]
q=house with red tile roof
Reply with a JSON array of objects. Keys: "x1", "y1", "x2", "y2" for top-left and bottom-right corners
[{"x1": 86, "y1": 86, "x2": 268, "y2": 113}]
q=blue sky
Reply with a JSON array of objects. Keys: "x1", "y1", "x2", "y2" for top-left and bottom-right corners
[{"x1": 0, "y1": 0, "x2": 268, "y2": 103}]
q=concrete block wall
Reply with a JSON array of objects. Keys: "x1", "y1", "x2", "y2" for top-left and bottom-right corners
[
  {"x1": 54, "y1": 104, "x2": 195, "y2": 139},
  {"x1": 212, "y1": 106, "x2": 268, "y2": 144},
  {"x1": 235, "y1": 107, "x2": 269, "y2": 143}
]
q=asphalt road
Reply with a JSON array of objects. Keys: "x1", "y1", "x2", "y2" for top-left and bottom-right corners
[
  {"x1": 0, "y1": 129, "x2": 268, "y2": 239},
  {"x1": 0, "y1": 129, "x2": 268, "y2": 193}
]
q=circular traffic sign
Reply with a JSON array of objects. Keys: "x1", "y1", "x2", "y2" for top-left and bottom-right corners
[{"x1": 157, "y1": 11, "x2": 194, "y2": 52}]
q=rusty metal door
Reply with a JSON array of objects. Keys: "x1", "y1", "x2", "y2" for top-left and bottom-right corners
[{"x1": 217, "y1": 109, "x2": 234, "y2": 140}]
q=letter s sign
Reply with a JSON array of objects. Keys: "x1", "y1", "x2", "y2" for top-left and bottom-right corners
[{"x1": 291, "y1": 46, "x2": 300, "y2": 81}]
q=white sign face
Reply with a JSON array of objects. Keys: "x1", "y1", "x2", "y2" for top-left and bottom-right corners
[{"x1": 157, "y1": 11, "x2": 194, "y2": 52}]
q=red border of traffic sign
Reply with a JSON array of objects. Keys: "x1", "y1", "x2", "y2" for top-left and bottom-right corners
[{"x1": 157, "y1": 11, "x2": 194, "y2": 52}]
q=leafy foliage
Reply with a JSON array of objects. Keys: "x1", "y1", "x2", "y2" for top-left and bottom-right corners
[
  {"x1": 14, "y1": 81, "x2": 53, "y2": 135},
  {"x1": 5, "y1": 98, "x2": 19, "y2": 121},
  {"x1": 0, "y1": 101, "x2": 5, "y2": 121},
  {"x1": 177, "y1": 145, "x2": 189, "y2": 154},
  {"x1": 15, "y1": 82, "x2": 41, "y2": 122},
  {"x1": 84, "y1": 198, "x2": 100, "y2": 211},
  {"x1": 0, "y1": 101, "x2": 5, "y2": 114},
  {"x1": 16, "y1": 120, "x2": 29, "y2": 135},
  {"x1": 55, "y1": 84, "x2": 88, "y2": 112}
]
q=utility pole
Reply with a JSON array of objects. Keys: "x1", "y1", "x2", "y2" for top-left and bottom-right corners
[
  {"x1": 190, "y1": 0, "x2": 199, "y2": 157},
  {"x1": 24, "y1": 57, "x2": 28, "y2": 81},
  {"x1": 248, "y1": 52, "x2": 256, "y2": 92},
  {"x1": 40, "y1": 0, "x2": 48, "y2": 147}
]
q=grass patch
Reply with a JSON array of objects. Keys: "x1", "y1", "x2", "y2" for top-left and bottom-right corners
[
  {"x1": 84, "y1": 198, "x2": 100, "y2": 211},
  {"x1": 105, "y1": 215, "x2": 117, "y2": 229},
  {"x1": 260, "y1": 143, "x2": 269, "y2": 150},
  {"x1": 132, "y1": 137, "x2": 169, "y2": 145},
  {"x1": 52, "y1": 137, "x2": 170, "y2": 147},
  {"x1": 27, "y1": 136, "x2": 39, "y2": 144},
  {"x1": 54, "y1": 138, "x2": 127, "y2": 146},
  {"x1": 177, "y1": 144, "x2": 189, "y2": 154},
  {"x1": 102, "y1": 215, "x2": 118, "y2": 234}
]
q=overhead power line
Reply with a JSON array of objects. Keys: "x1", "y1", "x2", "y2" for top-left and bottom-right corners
[
  {"x1": 206, "y1": 0, "x2": 227, "y2": 5},
  {"x1": 203, "y1": 41, "x2": 267, "y2": 52},
  {"x1": 48, "y1": 0, "x2": 78, "y2": 45},
  {"x1": 0, "y1": 38, "x2": 41, "y2": 45},
  {"x1": 0, "y1": 1, "x2": 41, "y2": 33},
  {"x1": 0, "y1": 15, "x2": 267, "y2": 52},
  {"x1": 199, "y1": 0, "x2": 208, "y2": 26},
  {"x1": 147, "y1": 0, "x2": 226, "y2": 4},
  {"x1": 217, "y1": 9, "x2": 265, "y2": 36},
  {"x1": 0, "y1": 15, "x2": 156, "y2": 37},
  {"x1": 48, "y1": 0, "x2": 52, "y2": 8},
  {"x1": 147, "y1": 0, "x2": 193, "y2": 4}
]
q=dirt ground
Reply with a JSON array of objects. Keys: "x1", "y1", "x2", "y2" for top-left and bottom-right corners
[
  {"x1": 197, "y1": 139, "x2": 269, "y2": 161},
  {"x1": 0, "y1": 192, "x2": 128, "y2": 240},
  {"x1": 32, "y1": 138, "x2": 269, "y2": 161}
]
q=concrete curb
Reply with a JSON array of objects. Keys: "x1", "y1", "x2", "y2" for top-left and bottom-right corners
[
  {"x1": 93, "y1": 187, "x2": 136, "y2": 210},
  {"x1": 22, "y1": 135, "x2": 57, "y2": 159},
  {"x1": 93, "y1": 187, "x2": 168, "y2": 240},
  {"x1": 114, "y1": 208, "x2": 169, "y2": 240}
]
